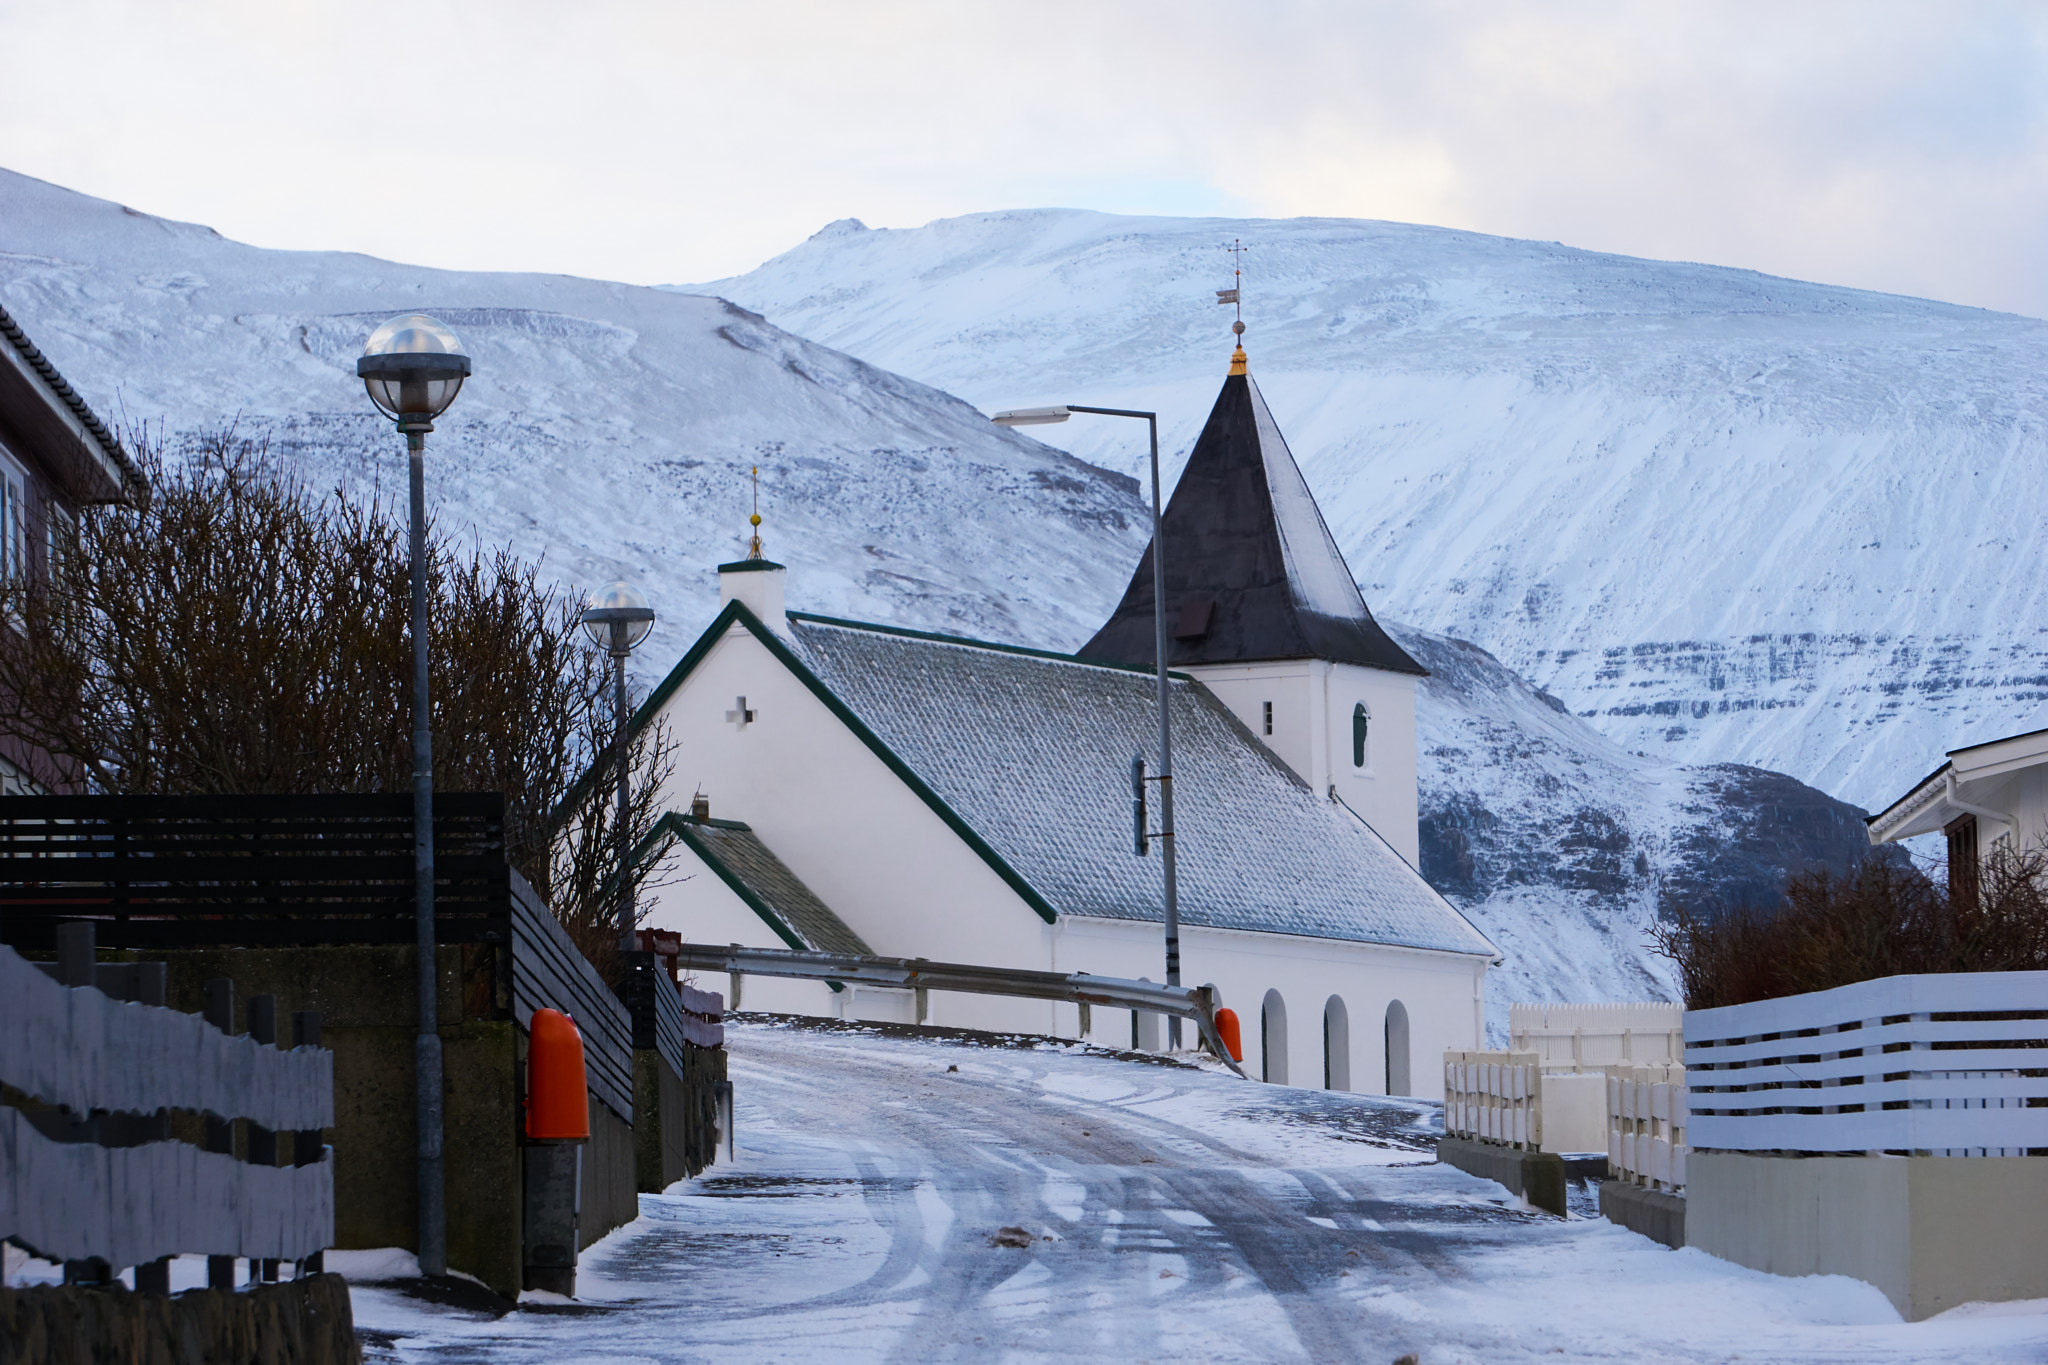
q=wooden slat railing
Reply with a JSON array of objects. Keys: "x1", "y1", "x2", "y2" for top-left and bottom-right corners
[
  {"x1": 1685, "y1": 971, "x2": 2048, "y2": 1155},
  {"x1": 0, "y1": 942, "x2": 334, "y2": 1270}
]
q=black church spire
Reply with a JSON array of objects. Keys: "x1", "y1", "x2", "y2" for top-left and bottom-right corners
[{"x1": 1077, "y1": 348, "x2": 1423, "y2": 675}]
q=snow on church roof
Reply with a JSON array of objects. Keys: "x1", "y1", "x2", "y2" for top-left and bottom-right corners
[
  {"x1": 664, "y1": 813, "x2": 874, "y2": 957},
  {"x1": 782, "y1": 612, "x2": 1494, "y2": 958},
  {"x1": 1080, "y1": 350, "x2": 1423, "y2": 675}
]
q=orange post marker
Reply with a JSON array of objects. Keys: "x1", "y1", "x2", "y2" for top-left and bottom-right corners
[
  {"x1": 1214, "y1": 1008, "x2": 1244, "y2": 1063},
  {"x1": 526, "y1": 1008, "x2": 590, "y2": 1141}
]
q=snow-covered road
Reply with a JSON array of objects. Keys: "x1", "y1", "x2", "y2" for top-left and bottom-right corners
[{"x1": 352, "y1": 1019, "x2": 2048, "y2": 1363}]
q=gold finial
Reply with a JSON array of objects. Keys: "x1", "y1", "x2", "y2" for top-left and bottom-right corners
[
  {"x1": 1229, "y1": 344, "x2": 1248, "y2": 376},
  {"x1": 746, "y1": 465, "x2": 765, "y2": 559}
]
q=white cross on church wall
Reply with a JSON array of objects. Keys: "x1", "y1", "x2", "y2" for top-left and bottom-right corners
[{"x1": 725, "y1": 696, "x2": 757, "y2": 730}]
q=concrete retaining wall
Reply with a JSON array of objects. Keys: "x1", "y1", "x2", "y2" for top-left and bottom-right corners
[
  {"x1": 0, "y1": 1274, "x2": 360, "y2": 1365},
  {"x1": 1598, "y1": 1180, "x2": 1685, "y2": 1250},
  {"x1": 1688, "y1": 1152, "x2": 2048, "y2": 1320},
  {"x1": 1435, "y1": 1136, "x2": 1565, "y2": 1216}
]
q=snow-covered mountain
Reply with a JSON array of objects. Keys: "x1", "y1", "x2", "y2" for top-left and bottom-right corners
[
  {"x1": 0, "y1": 171, "x2": 1886, "y2": 1032},
  {"x1": 685, "y1": 210, "x2": 2048, "y2": 814},
  {"x1": 0, "y1": 171, "x2": 1147, "y2": 657}
]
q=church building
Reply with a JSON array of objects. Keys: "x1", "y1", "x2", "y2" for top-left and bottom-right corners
[{"x1": 634, "y1": 345, "x2": 1497, "y2": 1098}]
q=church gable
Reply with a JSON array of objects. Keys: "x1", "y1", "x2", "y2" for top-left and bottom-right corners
[{"x1": 1079, "y1": 352, "x2": 1423, "y2": 676}]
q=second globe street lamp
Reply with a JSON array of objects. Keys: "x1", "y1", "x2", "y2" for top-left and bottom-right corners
[
  {"x1": 357, "y1": 312, "x2": 470, "y2": 1280},
  {"x1": 990, "y1": 401, "x2": 1182, "y2": 1049},
  {"x1": 583, "y1": 583, "x2": 656, "y2": 952}
]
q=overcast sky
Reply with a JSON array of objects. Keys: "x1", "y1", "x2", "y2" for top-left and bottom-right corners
[{"x1": 6, "y1": 1, "x2": 2047, "y2": 316}]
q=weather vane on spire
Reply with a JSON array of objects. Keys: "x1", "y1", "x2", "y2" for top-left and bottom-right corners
[
  {"x1": 1217, "y1": 238, "x2": 1249, "y2": 340},
  {"x1": 746, "y1": 465, "x2": 765, "y2": 560}
]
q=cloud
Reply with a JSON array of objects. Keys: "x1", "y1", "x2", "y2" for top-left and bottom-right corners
[{"x1": 3, "y1": 0, "x2": 2045, "y2": 314}]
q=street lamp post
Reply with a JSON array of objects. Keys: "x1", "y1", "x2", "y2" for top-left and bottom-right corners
[
  {"x1": 582, "y1": 583, "x2": 655, "y2": 953},
  {"x1": 992, "y1": 403, "x2": 1180, "y2": 1048},
  {"x1": 357, "y1": 313, "x2": 470, "y2": 1279}
]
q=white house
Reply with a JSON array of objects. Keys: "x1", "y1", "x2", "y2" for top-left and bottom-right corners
[
  {"x1": 1866, "y1": 724, "x2": 2048, "y2": 891},
  {"x1": 634, "y1": 346, "x2": 1498, "y2": 1097}
]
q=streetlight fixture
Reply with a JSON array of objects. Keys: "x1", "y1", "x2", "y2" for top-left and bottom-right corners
[
  {"x1": 357, "y1": 312, "x2": 471, "y2": 1280},
  {"x1": 581, "y1": 582, "x2": 656, "y2": 954},
  {"x1": 992, "y1": 401, "x2": 1181, "y2": 1048}
]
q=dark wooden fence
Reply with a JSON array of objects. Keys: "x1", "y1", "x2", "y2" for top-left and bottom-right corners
[
  {"x1": 0, "y1": 793, "x2": 510, "y2": 950},
  {"x1": 0, "y1": 793, "x2": 632, "y2": 1125}
]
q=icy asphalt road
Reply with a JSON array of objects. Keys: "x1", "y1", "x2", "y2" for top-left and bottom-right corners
[{"x1": 353, "y1": 1018, "x2": 2048, "y2": 1364}]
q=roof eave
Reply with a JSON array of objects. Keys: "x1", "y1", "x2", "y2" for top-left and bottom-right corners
[{"x1": 0, "y1": 305, "x2": 144, "y2": 506}]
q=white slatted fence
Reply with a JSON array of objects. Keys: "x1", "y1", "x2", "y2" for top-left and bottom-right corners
[{"x1": 1684, "y1": 971, "x2": 2048, "y2": 1155}]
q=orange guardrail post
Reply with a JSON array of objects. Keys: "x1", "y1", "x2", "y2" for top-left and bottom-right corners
[
  {"x1": 526, "y1": 1008, "x2": 590, "y2": 1142},
  {"x1": 1215, "y1": 1007, "x2": 1244, "y2": 1063}
]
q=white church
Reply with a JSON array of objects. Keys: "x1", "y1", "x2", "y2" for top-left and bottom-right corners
[{"x1": 636, "y1": 345, "x2": 1498, "y2": 1098}]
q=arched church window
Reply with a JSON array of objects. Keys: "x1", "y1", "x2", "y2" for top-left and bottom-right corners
[{"x1": 1352, "y1": 702, "x2": 1371, "y2": 769}]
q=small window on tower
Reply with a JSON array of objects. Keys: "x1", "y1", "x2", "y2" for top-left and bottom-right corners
[
  {"x1": 1262, "y1": 701, "x2": 1272, "y2": 735},
  {"x1": 1352, "y1": 702, "x2": 1371, "y2": 769}
]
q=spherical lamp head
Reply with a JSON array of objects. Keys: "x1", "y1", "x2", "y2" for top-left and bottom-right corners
[
  {"x1": 582, "y1": 580, "x2": 656, "y2": 654},
  {"x1": 357, "y1": 313, "x2": 472, "y2": 428}
]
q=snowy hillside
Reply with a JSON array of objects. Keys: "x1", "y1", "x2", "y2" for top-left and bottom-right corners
[
  {"x1": 1390, "y1": 620, "x2": 1883, "y2": 1037},
  {"x1": 687, "y1": 210, "x2": 2048, "y2": 812},
  {"x1": 0, "y1": 170, "x2": 1888, "y2": 1026},
  {"x1": 0, "y1": 171, "x2": 1148, "y2": 661}
]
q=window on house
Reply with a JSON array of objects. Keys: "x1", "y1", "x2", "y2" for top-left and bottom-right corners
[
  {"x1": 0, "y1": 461, "x2": 22, "y2": 583},
  {"x1": 1262, "y1": 700, "x2": 1272, "y2": 735},
  {"x1": 1352, "y1": 702, "x2": 1371, "y2": 769},
  {"x1": 1946, "y1": 813, "x2": 1979, "y2": 910}
]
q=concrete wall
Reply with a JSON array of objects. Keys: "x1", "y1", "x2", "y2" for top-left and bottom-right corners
[
  {"x1": 1688, "y1": 1152, "x2": 2048, "y2": 1320},
  {"x1": 0, "y1": 1273, "x2": 361, "y2": 1365},
  {"x1": 633, "y1": 1042, "x2": 728, "y2": 1193},
  {"x1": 150, "y1": 944, "x2": 525, "y2": 1295},
  {"x1": 147, "y1": 943, "x2": 642, "y2": 1298}
]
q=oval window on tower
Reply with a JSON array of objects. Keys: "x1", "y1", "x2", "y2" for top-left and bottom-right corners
[{"x1": 1352, "y1": 702, "x2": 1371, "y2": 769}]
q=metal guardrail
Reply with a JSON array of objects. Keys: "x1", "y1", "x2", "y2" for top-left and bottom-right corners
[{"x1": 667, "y1": 942, "x2": 1249, "y2": 1079}]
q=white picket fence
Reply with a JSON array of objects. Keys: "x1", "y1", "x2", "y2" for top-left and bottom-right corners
[
  {"x1": 1444, "y1": 1051, "x2": 1540, "y2": 1147},
  {"x1": 1511, "y1": 1002, "x2": 1683, "y2": 1070},
  {"x1": 1608, "y1": 1063, "x2": 1688, "y2": 1190},
  {"x1": 1684, "y1": 970, "x2": 2048, "y2": 1156}
]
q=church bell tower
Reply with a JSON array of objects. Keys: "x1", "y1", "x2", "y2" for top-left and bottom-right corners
[{"x1": 1076, "y1": 342, "x2": 1426, "y2": 865}]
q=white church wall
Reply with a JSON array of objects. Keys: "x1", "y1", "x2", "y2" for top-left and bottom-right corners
[
  {"x1": 1185, "y1": 660, "x2": 1420, "y2": 866},
  {"x1": 1052, "y1": 914, "x2": 1483, "y2": 1100},
  {"x1": 640, "y1": 620, "x2": 1066, "y2": 1033}
]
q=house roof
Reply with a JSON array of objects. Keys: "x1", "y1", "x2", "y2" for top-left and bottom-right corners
[
  {"x1": 662, "y1": 812, "x2": 871, "y2": 956},
  {"x1": 1079, "y1": 351, "x2": 1423, "y2": 676},
  {"x1": 780, "y1": 612, "x2": 1494, "y2": 957},
  {"x1": 0, "y1": 302, "x2": 143, "y2": 505},
  {"x1": 1866, "y1": 724, "x2": 2048, "y2": 844}
]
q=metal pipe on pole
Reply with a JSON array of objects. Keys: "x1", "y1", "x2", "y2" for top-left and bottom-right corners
[
  {"x1": 1063, "y1": 405, "x2": 1179, "y2": 1047},
  {"x1": 406, "y1": 429, "x2": 445, "y2": 1279},
  {"x1": 612, "y1": 627, "x2": 634, "y2": 952}
]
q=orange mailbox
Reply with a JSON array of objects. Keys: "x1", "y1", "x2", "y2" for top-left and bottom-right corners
[
  {"x1": 1214, "y1": 1008, "x2": 1244, "y2": 1063},
  {"x1": 526, "y1": 1008, "x2": 590, "y2": 1141}
]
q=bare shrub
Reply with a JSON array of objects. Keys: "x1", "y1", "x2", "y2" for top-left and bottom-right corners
[
  {"x1": 1655, "y1": 843, "x2": 2048, "y2": 1010},
  {"x1": 0, "y1": 425, "x2": 676, "y2": 965}
]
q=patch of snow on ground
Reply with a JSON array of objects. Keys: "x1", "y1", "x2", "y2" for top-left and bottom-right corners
[{"x1": 341, "y1": 1020, "x2": 2048, "y2": 1362}]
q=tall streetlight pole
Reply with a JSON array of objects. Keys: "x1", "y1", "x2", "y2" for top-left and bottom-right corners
[
  {"x1": 992, "y1": 403, "x2": 1180, "y2": 1047},
  {"x1": 582, "y1": 583, "x2": 656, "y2": 953},
  {"x1": 357, "y1": 314, "x2": 470, "y2": 1279}
]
